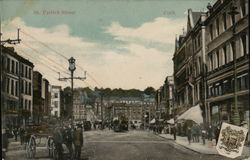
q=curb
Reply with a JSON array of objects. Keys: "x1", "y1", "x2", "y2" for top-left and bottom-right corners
[
  {"x1": 157, "y1": 134, "x2": 219, "y2": 156},
  {"x1": 158, "y1": 134, "x2": 250, "y2": 159}
]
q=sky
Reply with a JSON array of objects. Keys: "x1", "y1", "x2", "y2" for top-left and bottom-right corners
[{"x1": 1, "y1": 0, "x2": 216, "y2": 90}]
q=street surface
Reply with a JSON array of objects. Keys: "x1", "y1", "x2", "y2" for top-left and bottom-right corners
[{"x1": 5, "y1": 130, "x2": 245, "y2": 160}]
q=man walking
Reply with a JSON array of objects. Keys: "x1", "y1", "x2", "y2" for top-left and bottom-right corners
[
  {"x1": 73, "y1": 124, "x2": 83, "y2": 160},
  {"x1": 53, "y1": 124, "x2": 64, "y2": 160},
  {"x1": 65, "y1": 125, "x2": 73, "y2": 159},
  {"x1": 19, "y1": 127, "x2": 25, "y2": 145}
]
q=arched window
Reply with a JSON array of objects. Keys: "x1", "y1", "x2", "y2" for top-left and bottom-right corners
[
  {"x1": 240, "y1": 34, "x2": 247, "y2": 56},
  {"x1": 229, "y1": 42, "x2": 234, "y2": 62},
  {"x1": 213, "y1": 52, "x2": 218, "y2": 69},
  {"x1": 209, "y1": 54, "x2": 213, "y2": 71},
  {"x1": 216, "y1": 51, "x2": 220, "y2": 67},
  {"x1": 223, "y1": 46, "x2": 227, "y2": 64}
]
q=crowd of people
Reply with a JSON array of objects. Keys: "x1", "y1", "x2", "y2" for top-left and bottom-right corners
[
  {"x1": 52, "y1": 123, "x2": 84, "y2": 160},
  {"x1": 2, "y1": 122, "x2": 85, "y2": 160}
]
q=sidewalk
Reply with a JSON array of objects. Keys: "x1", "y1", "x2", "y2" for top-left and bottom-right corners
[
  {"x1": 7, "y1": 138, "x2": 25, "y2": 151},
  {"x1": 158, "y1": 133, "x2": 250, "y2": 158}
]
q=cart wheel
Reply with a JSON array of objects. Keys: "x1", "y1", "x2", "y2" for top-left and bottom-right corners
[{"x1": 26, "y1": 136, "x2": 36, "y2": 159}]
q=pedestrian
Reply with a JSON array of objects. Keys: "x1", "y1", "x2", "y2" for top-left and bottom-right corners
[
  {"x1": 2, "y1": 128, "x2": 9, "y2": 159},
  {"x1": 19, "y1": 127, "x2": 25, "y2": 145},
  {"x1": 191, "y1": 125, "x2": 196, "y2": 142},
  {"x1": 65, "y1": 125, "x2": 73, "y2": 159},
  {"x1": 13, "y1": 127, "x2": 18, "y2": 141},
  {"x1": 214, "y1": 126, "x2": 220, "y2": 145},
  {"x1": 73, "y1": 124, "x2": 83, "y2": 160},
  {"x1": 195, "y1": 124, "x2": 200, "y2": 143},
  {"x1": 53, "y1": 124, "x2": 64, "y2": 159},
  {"x1": 201, "y1": 129, "x2": 206, "y2": 145},
  {"x1": 207, "y1": 125, "x2": 213, "y2": 141},
  {"x1": 173, "y1": 125, "x2": 176, "y2": 140},
  {"x1": 187, "y1": 127, "x2": 192, "y2": 144}
]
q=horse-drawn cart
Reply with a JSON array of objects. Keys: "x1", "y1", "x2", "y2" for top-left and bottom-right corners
[{"x1": 24, "y1": 123, "x2": 58, "y2": 159}]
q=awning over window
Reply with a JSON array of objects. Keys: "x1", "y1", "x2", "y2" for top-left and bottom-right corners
[{"x1": 177, "y1": 104, "x2": 203, "y2": 124}]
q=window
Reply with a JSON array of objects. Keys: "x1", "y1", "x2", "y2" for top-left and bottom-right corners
[
  {"x1": 29, "y1": 68, "x2": 32, "y2": 79},
  {"x1": 240, "y1": 0, "x2": 246, "y2": 17},
  {"x1": 25, "y1": 81, "x2": 28, "y2": 94},
  {"x1": 15, "y1": 81, "x2": 18, "y2": 96},
  {"x1": 238, "y1": 73, "x2": 249, "y2": 90},
  {"x1": 25, "y1": 66, "x2": 28, "y2": 78},
  {"x1": 54, "y1": 101, "x2": 58, "y2": 108},
  {"x1": 54, "y1": 93, "x2": 58, "y2": 98},
  {"x1": 11, "y1": 60, "x2": 15, "y2": 74},
  {"x1": 216, "y1": 51, "x2": 220, "y2": 67},
  {"x1": 216, "y1": 18, "x2": 220, "y2": 36},
  {"x1": 241, "y1": 34, "x2": 247, "y2": 56},
  {"x1": 25, "y1": 100, "x2": 28, "y2": 109},
  {"x1": 20, "y1": 80, "x2": 23, "y2": 94},
  {"x1": 11, "y1": 79, "x2": 14, "y2": 95},
  {"x1": 55, "y1": 111, "x2": 58, "y2": 117},
  {"x1": 28, "y1": 83, "x2": 31, "y2": 95},
  {"x1": 21, "y1": 64, "x2": 24, "y2": 77},
  {"x1": 7, "y1": 78, "x2": 10, "y2": 93},
  {"x1": 210, "y1": 54, "x2": 213, "y2": 71},
  {"x1": 23, "y1": 80, "x2": 25, "y2": 93},
  {"x1": 229, "y1": 42, "x2": 235, "y2": 62},
  {"x1": 223, "y1": 13, "x2": 227, "y2": 31},
  {"x1": 29, "y1": 101, "x2": 31, "y2": 110},
  {"x1": 20, "y1": 98, "x2": 23, "y2": 109},
  {"x1": 7, "y1": 58, "x2": 10, "y2": 73},
  {"x1": 223, "y1": 46, "x2": 227, "y2": 64},
  {"x1": 16, "y1": 61, "x2": 18, "y2": 75},
  {"x1": 222, "y1": 80, "x2": 227, "y2": 94},
  {"x1": 210, "y1": 24, "x2": 213, "y2": 40},
  {"x1": 213, "y1": 52, "x2": 218, "y2": 69}
]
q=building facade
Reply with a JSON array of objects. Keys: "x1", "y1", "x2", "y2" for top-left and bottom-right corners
[
  {"x1": 33, "y1": 71, "x2": 44, "y2": 124},
  {"x1": 1, "y1": 46, "x2": 34, "y2": 128},
  {"x1": 42, "y1": 78, "x2": 50, "y2": 118},
  {"x1": 204, "y1": 0, "x2": 249, "y2": 127},
  {"x1": 19, "y1": 54, "x2": 34, "y2": 126},
  {"x1": 173, "y1": 10, "x2": 203, "y2": 122}
]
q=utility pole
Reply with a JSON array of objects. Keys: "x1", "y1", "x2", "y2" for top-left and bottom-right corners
[
  {"x1": 228, "y1": 3, "x2": 240, "y2": 126},
  {"x1": 99, "y1": 88, "x2": 104, "y2": 129},
  {"x1": 58, "y1": 57, "x2": 86, "y2": 121}
]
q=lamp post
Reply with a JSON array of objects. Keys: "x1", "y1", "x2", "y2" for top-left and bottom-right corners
[
  {"x1": 228, "y1": 2, "x2": 240, "y2": 126},
  {"x1": 68, "y1": 57, "x2": 76, "y2": 120},
  {"x1": 59, "y1": 57, "x2": 86, "y2": 120}
]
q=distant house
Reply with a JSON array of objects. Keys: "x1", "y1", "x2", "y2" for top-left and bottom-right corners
[{"x1": 50, "y1": 85, "x2": 62, "y2": 118}]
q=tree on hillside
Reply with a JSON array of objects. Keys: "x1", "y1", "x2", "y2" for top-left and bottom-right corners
[{"x1": 144, "y1": 87, "x2": 156, "y2": 95}]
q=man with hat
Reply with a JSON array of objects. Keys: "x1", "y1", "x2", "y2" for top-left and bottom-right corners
[{"x1": 73, "y1": 124, "x2": 83, "y2": 160}]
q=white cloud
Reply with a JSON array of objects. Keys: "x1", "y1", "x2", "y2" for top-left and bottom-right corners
[
  {"x1": 105, "y1": 17, "x2": 186, "y2": 45},
  {"x1": 2, "y1": 17, "x2": 185, "y2": 90}
]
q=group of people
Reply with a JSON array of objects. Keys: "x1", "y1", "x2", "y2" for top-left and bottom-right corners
[
  {"x1": 186, "y1": 124, "x2": 221, "y2": 145},
  {"x1": 53, "y1": 123, "x2": 84, "y2": 160}
]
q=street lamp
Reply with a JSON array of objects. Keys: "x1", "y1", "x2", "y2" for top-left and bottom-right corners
[
  {"x1": 69, "y1": 57, "x2": 76, "y2": 120},
  {"x1": 228, "y1": 2, "x2": 240, "y2": 126}
]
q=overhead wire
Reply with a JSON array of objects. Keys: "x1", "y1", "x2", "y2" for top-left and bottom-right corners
[
  {"x1": 21, "y1": 41, "x2": 70, "y2": 76},
  {"x1": 16, "y1": 47, "x2": 68, "y2": 81},
  {"x1": 21, "y1": 30, "x2": 102, "y2": 88}
]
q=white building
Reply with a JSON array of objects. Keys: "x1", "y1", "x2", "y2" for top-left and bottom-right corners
[{"x1": 50, "y1": 85, "x2": 61, "y2": 117}]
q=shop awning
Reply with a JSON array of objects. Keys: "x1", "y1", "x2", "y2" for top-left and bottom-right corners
[
  {"x1": 167, "y1": 118, "x2": 174, "y2": 124},
  {"x1": 150, "y1": 118, "x2": 156, "y2": 124},
  {"x1": 177, "y1": 104, "x2": 203, "y2": 124}
]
